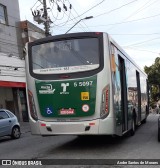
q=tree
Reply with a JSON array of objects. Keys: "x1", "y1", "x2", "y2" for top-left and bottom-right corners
[{"x1": 144, "y1": 57, "x2": 160, "y2": 106}]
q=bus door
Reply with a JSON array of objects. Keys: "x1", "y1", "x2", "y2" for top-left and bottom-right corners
[
  {"x1": 136, "y1": 71, "x2": 141, "y2": 124},
  {"x1": 118, "y1": 55, "x2": 128, "y2": 132}
]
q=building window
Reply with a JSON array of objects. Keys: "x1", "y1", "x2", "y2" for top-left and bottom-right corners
[{"x1": 0, "y1": 4, "x2": 7, "y2": 25}]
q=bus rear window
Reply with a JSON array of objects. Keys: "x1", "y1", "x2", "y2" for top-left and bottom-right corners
[{"x1": 31, "y1": 38, "x2": 100, "y2": 74}]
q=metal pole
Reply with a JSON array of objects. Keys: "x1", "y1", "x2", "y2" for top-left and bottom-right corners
[
  {"x1": 65, "y1": 16, "x2": 93, "y2": 34},
  {"x1": 43, "y1": 0, "x2": 50, "y2": 36},
  {"x1": 65, "y1": 19, "x2": 82, "y2": 34}
]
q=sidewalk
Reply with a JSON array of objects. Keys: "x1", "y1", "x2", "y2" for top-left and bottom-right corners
[{"x1": 19, "y1": 122, "x2": 31, "y2": 134}]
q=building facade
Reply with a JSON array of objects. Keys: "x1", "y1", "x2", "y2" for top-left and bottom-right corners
[
  {"x1": 0, "y1": 53, "x2": 27, "y2": 121},
  {"x1": 0, "y1": 0, "x2": 23, "y2": 58},
  {"x1": 21, "y1": 20, "x2": 45, "y2": 46},
  {"x1": 0, "y1": 0, "x2": 27, "y2": 121},
  {"x1": 0, "y1": 0, "x2": 46, "y2": 122}
]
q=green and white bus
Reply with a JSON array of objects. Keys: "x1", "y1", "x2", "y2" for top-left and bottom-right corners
[{"x1": 25, "y1": 32, "x2": 149, "y2": 136}]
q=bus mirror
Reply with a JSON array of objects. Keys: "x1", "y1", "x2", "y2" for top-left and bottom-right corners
[{"x1": 111, "y1": 54, "x2": 116, "y2": 72}]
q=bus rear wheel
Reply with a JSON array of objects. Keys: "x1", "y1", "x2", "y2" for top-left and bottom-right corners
[
  {"x1": 130, "y1": 118, "x2": 135, "y2": 136},
  {"x1": 158, "y1": 128, "x2": 160, "y2": 142},
  {"x1": 158, "y1": 119, "x2": 160, "y2": 142}
]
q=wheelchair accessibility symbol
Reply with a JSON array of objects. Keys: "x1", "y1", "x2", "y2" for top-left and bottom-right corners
[{"x1": 46, "y1": 107, "x2": 53, "y2": 115}]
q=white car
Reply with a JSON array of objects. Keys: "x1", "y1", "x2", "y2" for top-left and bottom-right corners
[{"x1": 0, "y1": 109, "x2": 21, "y2": 139}]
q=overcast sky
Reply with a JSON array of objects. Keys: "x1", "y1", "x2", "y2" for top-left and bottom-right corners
[{"x1": 19, "y1": 0, "x2": 160, "y2": 69}]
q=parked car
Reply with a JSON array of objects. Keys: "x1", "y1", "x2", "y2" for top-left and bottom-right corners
[{"x1": 0, "y1": 109, "x2": 21, "y2": 139}]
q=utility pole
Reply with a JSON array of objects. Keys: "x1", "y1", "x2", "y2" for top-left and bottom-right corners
[
  {"x1": 32, "y1": 0, "x2": 51, "y2": 37},
  {"x1": 43, "y1": 0, "x2": 50, "y2": 37},
  {"x1": 32, "y1": 0, "x2": 73, "y2": 36}
]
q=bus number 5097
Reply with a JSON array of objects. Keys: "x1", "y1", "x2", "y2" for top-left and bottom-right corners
[{"x1": 74, "y1": 81, "x2": 93, "y2": 87}]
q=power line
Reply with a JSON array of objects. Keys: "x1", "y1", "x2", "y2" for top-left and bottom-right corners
[
  {"x1": 49, "y1": 0, "x2": 87, "y2": 32},
  {"x1": 123, "y1": 37, "x2": 160, "y2": 47},
  {"x1": 49, "y1": 0, "x2": 72, "y2": 27},
  {"x1": 31, "y1": 0, "x2": 52, "y2": 36},
  {"x1": 94, "y1": 0, "x2": 138, "y2": 18},
  {"x1": 124, "y1": 46, "x2": 159, "y2": 54},
  {"x1": 55, "y1": 0, "x2": 150, "y2": 30},
  {"x1": 48, "y1": 0, "x2": 59, "y2": 22},
  {"x1": 56, "y1": 0, "x2": 105, "y2": 26},
  {"x1": 107, "y1": 0, "x2": 158, "y2": 31},
  {"x1": 65, "y1": 4, "x2": 89, "y2": 32},
  {"x1": 31, "y1": 0, "x2": 87, "y2": 34},
  {"x1": 67, "y1": 0, "x2": 91, "y2": 31},
  {"x1": 53, "y1": 0, "x2": 65, "y2": 21},
  {"x1": 74, "y1": 0, "x2": 105, "y2": 19},
  {"x1": 110, "y1": 33, "x2": 160, "y2": 36},
  {"x1": 87, "y1": 13, "x2": 160, "y2": 27},
  {"x1": 30, "y1": 0, "x2": 40, "y2": 10},
  {"x1": 124, "y1": 0, "x2": 159, "y2": 21}
]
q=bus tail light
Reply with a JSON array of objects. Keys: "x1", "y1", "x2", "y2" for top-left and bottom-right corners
[
  {"x1": 28, "y1": 90, "x2": 38, "y2": 121},
  {"x1": 100, "y1": 85, "x2": 110, "y2": 119},
  {"x1": 41, "y1": 123, "x2": 46, "y2": 127}
]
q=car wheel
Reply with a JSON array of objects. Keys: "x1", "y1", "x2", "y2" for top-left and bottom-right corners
[{"x1": 11, "y1": 126, "x2": 21, "y2": 139}]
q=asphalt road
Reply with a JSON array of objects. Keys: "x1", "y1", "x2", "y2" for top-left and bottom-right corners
[{"x1": 0, "y1": 113, "x2": 160, "y2": 168}]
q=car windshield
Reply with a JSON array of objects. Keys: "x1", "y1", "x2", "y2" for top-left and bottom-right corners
[{"x1": 31, "y1": 38, "x2": 100, "y2": 74}]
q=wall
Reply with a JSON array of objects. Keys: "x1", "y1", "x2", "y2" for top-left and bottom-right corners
[
  {"x1": 0, "y1": 87, "x2": 13, "y2": 109},
  {"x1": 0, "y1": 0, "x2": 23, "y2": 58}
]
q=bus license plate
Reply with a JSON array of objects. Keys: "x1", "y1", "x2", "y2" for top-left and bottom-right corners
[{"x1": 60, "y1": 109, "x2": 75, "y2": 115}]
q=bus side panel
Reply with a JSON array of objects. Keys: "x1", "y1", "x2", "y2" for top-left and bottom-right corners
[
  {"x1": 25, "y1": 45, "x2": 41, "y2": 135},
  {"x1": 110, "y1": 41, "x2": 148, "y2": 136},
  {"x1": 140, "y1": 74, "x2": 148, "y2": 121},
  {"x1": 108, "y1": 45, "x2": 123, "y2": 136},
  {"x1": 98, "y1": 34, "x2": 117, "y2": 135},
  {"x1": 29, "y1": 120, "x2": 40, "y2": 135},
  {"x1": 99, "y1": 117, "x2": 115, "y2": 135}
]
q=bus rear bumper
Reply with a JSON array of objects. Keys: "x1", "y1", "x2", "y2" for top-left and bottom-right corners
[
  {"x1": 30, "y1": 116, "x2": 115, "y2": 135},
  {"x1": 37, "y1": 119, "x2": 100, "y2": 135}
]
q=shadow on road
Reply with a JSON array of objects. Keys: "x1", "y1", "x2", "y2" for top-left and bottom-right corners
[
  {"x1": 0, "y1": 136, "x2": 12, "y2": 143},
  {"x1": 46, "y1": 114, "x2": 159, "y2": 156},
  {"x1": 46, "y1": 134, "x2": 132, "y2": 156}
]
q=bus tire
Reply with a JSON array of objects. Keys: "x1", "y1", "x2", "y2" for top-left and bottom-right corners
[
  {"x1": 158, "y1": 119, "x2": 160, "y2": 142},
  {"x1": 142, "y1": 114, "x2": 147, "y2": 124},
  {"x1": 142, "y1": 107, "x2": 148, "y2": 124},
  {"x1": 158, "y1": 128, "x2": 160, "y2": 142},
  {"x1": 143, "y1": 118, "x2": 147, "y2": 124},
  {"x1": 130, "y1": 118, "x2": 136, "y2": 136}
]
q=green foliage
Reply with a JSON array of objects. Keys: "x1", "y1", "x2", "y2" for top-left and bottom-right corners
[{"x1": 144, "y1": 57, "x2": 160, "y2": 103}]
